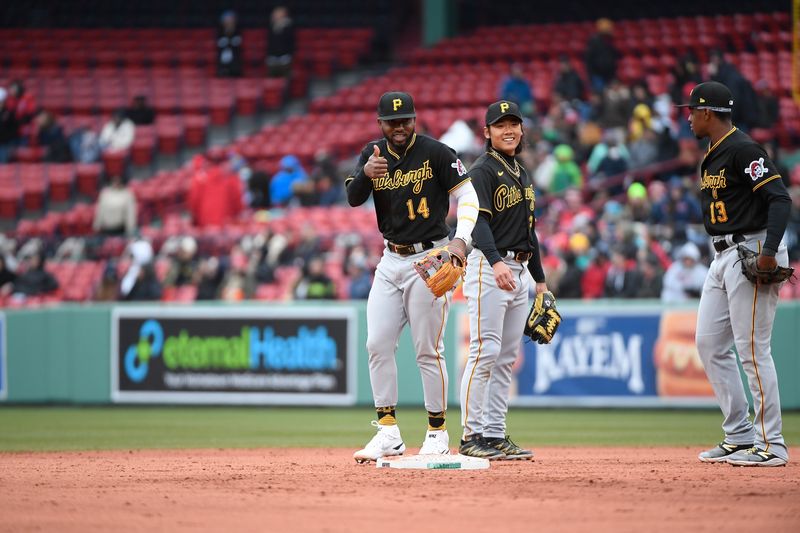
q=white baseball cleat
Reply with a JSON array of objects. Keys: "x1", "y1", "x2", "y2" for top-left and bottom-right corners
[
  {"x1": 418, "y1": 429, "x2": 450, "y2": 455},
  {"x1": 353, "y1": 421, "x2": 406, "y2": 463}
]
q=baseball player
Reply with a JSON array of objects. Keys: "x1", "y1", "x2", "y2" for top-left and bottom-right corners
[
  {"x1": 459, "y1": 101, "x2": 546, "y2": 460},
  {"x1": 346, "y1": 91, "x2": 480, "y2": 462},
  {"x1": 677, "y1": 81, "x2": 793, "y2": 466}
]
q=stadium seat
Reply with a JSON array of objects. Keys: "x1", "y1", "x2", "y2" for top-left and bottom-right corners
[{"x1": 75, "y1": 163, "x2": 103, "y2": 198}]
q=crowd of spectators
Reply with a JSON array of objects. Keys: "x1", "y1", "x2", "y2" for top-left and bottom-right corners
[{"x1": 1, "y1": 16, "x2": 799, "y2": 305}]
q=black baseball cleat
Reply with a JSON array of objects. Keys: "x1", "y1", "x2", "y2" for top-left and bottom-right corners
[
  {"x1": 459, "y1": 434, "x2": 505, "y2": 460},
  {"x1": 697, "y1": 442, "x2": 753, "y2": 463},
  {"x1": 485, "y1": 436, "x2": 534, "y2": 460}
]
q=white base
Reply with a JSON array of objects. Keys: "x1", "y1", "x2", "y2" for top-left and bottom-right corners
[{"x1": 376, "y1": 454, "x2": 490, "y2": 470}]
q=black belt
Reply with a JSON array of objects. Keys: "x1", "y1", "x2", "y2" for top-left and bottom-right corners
[
  {"x1": 387, "y1": 241, "x2": 434, "y2": 256},
  {"x1": 499, "y1": 250, "x2": 533, "y2": 262},
  {"x1": 712, "y1": 234, "x2": 745, "y2": 253}
]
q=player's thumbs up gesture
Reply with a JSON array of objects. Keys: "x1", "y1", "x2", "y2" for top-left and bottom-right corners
[{"x1": 364, "y1": 144, "x2": 388, "y2": 179}]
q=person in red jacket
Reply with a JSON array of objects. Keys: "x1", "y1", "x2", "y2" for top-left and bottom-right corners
[
  {"x1": 581, "y1": 249, "x2": 611, "y2": 299},
  {"x1": 187, "y1": 159, "x2": 243, "y2": 227}
]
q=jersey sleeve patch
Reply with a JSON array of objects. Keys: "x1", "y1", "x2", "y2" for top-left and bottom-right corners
[
  {"x1": 451, "y1": 158, "x2": 468, "y2": 176},
  {"x1": 744, "y1": 157, "x2": 768, "y2": 181}
]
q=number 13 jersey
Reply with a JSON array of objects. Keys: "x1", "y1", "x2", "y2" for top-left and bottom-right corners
[{"x1": 699, "y1": 127, "x2": 786, "y2": 236}]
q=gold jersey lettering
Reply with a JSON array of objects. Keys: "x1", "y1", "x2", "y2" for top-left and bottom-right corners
[
  {"x1": 372, "y1": 160, "x2": 434, "y2": 194},
  {"x1": 494, "y1": 184, "x2": 524, "y2": 212},
  {"x1": 700, "y1": 168, "x2": 727, "y2": 200},
  {"x1": 525, "y1": 186, "x2": 535, "y2": 210}
]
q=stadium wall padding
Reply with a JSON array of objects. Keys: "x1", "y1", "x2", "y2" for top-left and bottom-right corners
[{"x1": 1, "y1": 302, "x2": 799, "y2": 408}]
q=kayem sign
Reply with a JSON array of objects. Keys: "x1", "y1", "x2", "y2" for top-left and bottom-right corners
[{"x1": 112, "y1": 307, "x2": 356, "y2": 405}]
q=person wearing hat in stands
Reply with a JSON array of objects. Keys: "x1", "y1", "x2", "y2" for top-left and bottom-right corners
[
  {"x1": 216, "y1": 10, "x2": 243, "y2": 77},
  {"x1": 660, "y1": 242, "x2": 708, "y2": 303},
  {"x1": 678, "y1": 81, "x2": 793, "y2": 467},
  {"x1": 346, "y1": 91, "x2": 480, "y2": 463}
]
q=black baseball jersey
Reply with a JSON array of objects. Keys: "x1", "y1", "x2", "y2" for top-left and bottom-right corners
[
  {"x1": 472, "y1": 149, "x2": 535, "y2": 251},
  {"x1": 470, "y1": 149, "x2": 546, "y2": 282},
  {"x1": 700, "y1": 127, "x2": 791, "y2": 252},
  {"x1": 345, "y1": 133, "x2": 470, "y2": 244}
]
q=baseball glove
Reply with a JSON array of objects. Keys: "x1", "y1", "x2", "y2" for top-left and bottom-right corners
[
  {"x1": 524, "y1": 291, "x2": 562, "y2": 344},
  {"x1": 736, "y1": 245, "x2": 795, "y2": 285},
  {"x1": 413, "y1": 238, "x2": 467, "y2": 298}
]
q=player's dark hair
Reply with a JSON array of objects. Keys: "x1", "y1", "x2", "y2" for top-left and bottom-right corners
[{"x1": 712, "y1": 111, "x2": 732, "y2": 122}]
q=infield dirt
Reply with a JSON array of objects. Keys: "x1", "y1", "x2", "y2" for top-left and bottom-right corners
[{"x1": 1, "y1": 447, "x2": 798, "y2": 532}]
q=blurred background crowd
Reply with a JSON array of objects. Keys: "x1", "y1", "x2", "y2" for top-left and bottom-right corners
[{"x1": 0, "y1": 0, "x2": 798, "y2": 307}]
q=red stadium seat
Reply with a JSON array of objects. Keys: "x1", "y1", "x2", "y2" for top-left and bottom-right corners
[{"x1": 76, "y1": 163, "x2": 102, "y2": 198}]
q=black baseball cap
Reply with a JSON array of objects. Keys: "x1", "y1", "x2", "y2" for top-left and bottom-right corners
[
  {"x1": 675, "y1": 81, "x2": 734, "y2": 112},
  {"x1": 377, "y1": 91, "x2": 416, "y2": 120},
  {"x1": 485, "y1": 100, "x2": 523, "y2": 125}
]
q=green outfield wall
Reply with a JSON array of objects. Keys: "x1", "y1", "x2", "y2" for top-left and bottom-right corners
[{"x1": 1, "y1": 301, "x2": 798, "y2": 408}]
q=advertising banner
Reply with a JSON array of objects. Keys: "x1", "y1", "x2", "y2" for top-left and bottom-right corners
[
  {"x1": 112, "y1": 307, "x2": 357, "y2": 405},
  {"x1": 514, "y1": 306, "x2": 715, "y2": 407},
  {"x1": 456, "y1": 304, "x2": 716, "y2": 407}
]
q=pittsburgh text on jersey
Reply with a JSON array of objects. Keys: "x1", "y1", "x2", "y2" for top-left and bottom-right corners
[{"x1": 372, "y1": 160, "x2": 433, "y2": 194}]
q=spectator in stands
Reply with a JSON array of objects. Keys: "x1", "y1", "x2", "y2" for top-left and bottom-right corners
[
  {"x1": 187, "y1": 160, "x2": 244, "y2": 227},
  {"x1": 68, "y1": 125, "x2": 100, "y2": 163},
  {"x1": 163, "y1": 236, "x2": 198, "y2": 288},
  {"x1": 249, "y1": 229, "x2": 288, "y2": 284},
  {"x1": 195, "y1": 256, "x2": 224, "y2": 300},
  {"x1": 650, "y1": 176, "x2": 702, "y2": 230},
  {"x1": 555, "y1": 250, "x2": 583, "y2": 299},
  {"x1": 216, "y1": 10, "x2": 243, "y2": 77},
  {"x1": 347, "y1": 260, "x2": 372, "y2": 300},
  {"x1": 707, "y1": 49, "x2": 758, "y2": 131},
  {"x1": 5, "y1": 80, "x2": 37, "y2": 139},
  {"x1": 661, "y1": 242, "x2": 708, "y2": 303},
  {"x1": 629, "y1": 127, "x2": 659, "y2": 170},
  {"x1": 625, "y1": 182, "x2": 650, "y2": 223},
  {"x1": 93, "y1": 173, "x2": 137, "y2": 237},
  {"x1": 247, "y1": 166, "x2": 272, "y2": 209},
  {"x1": 553, "y1": 55, "x2": 585, "y2": 103},
  {"x1": 634, "y1": 257, "x2": 663, "y2": 299},
  {"x1": 604, "y1": 247, "x2": 641, "y2": 298},
  {"x1": 266, "y1": 5, "x2": 295, "y2": 78},
  {"x1": 33, "y1": 111, "x2": 71, "y2": 163},
  {"x1": 99, "y1": 109, "x2": 135, "y2": 152},
  {"x1": 498, "y1": 64, "x2": 535, "y2": 117},
  {"x1": 753, "y1": 80, "x2": 779, "y2": 130},
  {"x1": 629, "y1": 81, "x2": 654, "y2": 110},
  {"x1": 270, "y1": 154, "x2": 307, "y2": 206},
  {"x1": 11, "y1": 250, "x2": 59, "y2": 298},
  {"x1": 95, "y1": 261, "x2": 119, "y2": 302},
  {"x1": 292, "y1": 223, "x2": 323, "y2": 266},
  {"x1": 543, "y1": 144, "x2": 583, "y2": 195},
  {"x1": 301, "y1": 150, "x2": 346, "y2": 206},
  {"x1": 669, "y1": 53, "x2": 702, "y2": 107},
  {"x1": 219, "y1": 247, "x2": 253, "y2": 301},
  {"x1": 293, "y1": 256, "x2": 335, "y2": 300},
  {"x1": 596, "y1": 80, "x2": 632, "y2": 130},
  {"x1": 0, "y1": 255, "x2": 17, "y2": 298},
  {"x1": 628, "y1": 105, "x2": 660, "y2": 170},
  {"x1": 585, "y1": 18, "x2": 619, "y2": 93},
  {"x1": 120, "y1": 240, "x2": 161, "y2": 301},
  {"x1": 581, "y1": 250, "x2": 610, "y2": 299},
  {"x1": 0, "y1": 87, "x2": 19, "y2": 163},
  {"x1": 126, "y1": 95, "x2": 155, "y2": 126}
]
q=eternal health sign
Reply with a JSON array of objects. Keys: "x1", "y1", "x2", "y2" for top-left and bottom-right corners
[{"x1": 111, "y1": 306, "x2": 356, "y2": 405}]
